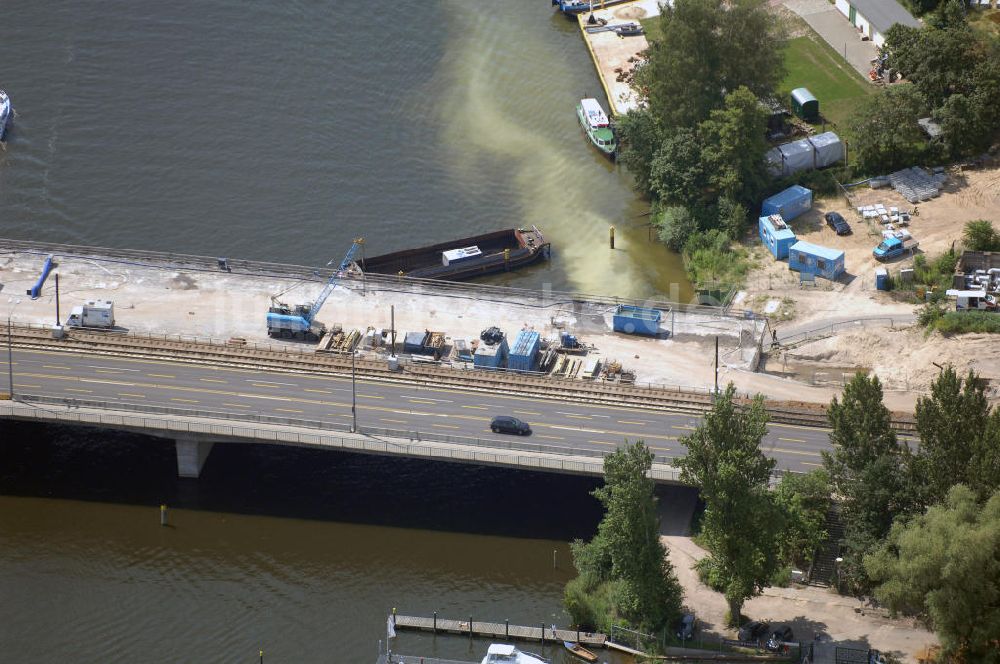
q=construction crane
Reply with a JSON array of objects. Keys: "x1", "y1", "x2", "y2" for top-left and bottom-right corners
[{"x1": 266, "y1": 238, "x2": 365, "y2": 340}]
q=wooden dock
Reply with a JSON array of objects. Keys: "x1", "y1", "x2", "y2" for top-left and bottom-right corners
[
  {"x1": 392, "y1": 614, "x2": 607, "y2": 648},
  {"x1": 377, "y1": 656, "x2": 476, "y2": 664}
]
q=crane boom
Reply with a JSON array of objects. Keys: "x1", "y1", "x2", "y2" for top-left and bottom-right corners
[
  {"x1": 265, "y1": 238, "x2": 365, "y2": 340},
  {"x1": 305, "y1": 238, "x2": 365, "y2": 325}
]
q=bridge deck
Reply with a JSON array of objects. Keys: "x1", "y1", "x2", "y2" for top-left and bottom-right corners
[{"x1": 392, "y1": 615, "x2": 606, "y2": 647}]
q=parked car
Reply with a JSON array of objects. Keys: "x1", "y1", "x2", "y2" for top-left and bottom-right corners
[
  {"x1": 766, "y1": 626, "x2": 794, "y2": 651},
  {"x1": 675, "y1": 613, "x2": 697, "y2": 641},
  {"x1": 824, "y1": 211, "x2": 851, "y2": 235},
  {"x1": 490, "y1": 415, "x2": 531, "y2": 435},
  {"x1": 737, "y1": 620, "x2": 769, "y2": 642}
]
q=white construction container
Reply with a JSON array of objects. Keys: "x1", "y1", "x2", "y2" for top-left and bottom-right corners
[{"x1": 66, "y1": 300, "x2": 115, "y2": 328}]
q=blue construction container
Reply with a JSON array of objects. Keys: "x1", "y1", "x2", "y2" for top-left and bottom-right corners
[
  {"x1": 403, "y1": 331, "x2": 427, "y2": 354},
  {"x1": 508, "y1": 330, "x2": 541, "y2": 372},
  {"x1": 762, "y1": 185, "x2": 813, "y2": 222},
  {"x1": 613, "y1": 305, "x2": 661, "y2": 336},
  {"x1": 758, "y1": 214, "x2": 797, "y2": 259},
  {"x1": 789, "y1": 241, "x2": 845, "y2": 280},
  {"x1": 473, "y1": 337, "x2": 508, "y2": 369}
]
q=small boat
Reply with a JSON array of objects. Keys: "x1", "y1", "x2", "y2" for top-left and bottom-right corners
[
  {"x1": 0, "y1": 89, "x2": 11, "y2": 140},
  {"x1": 577, "y1": 98, "x2": 616, "y2": 159},
  {"x1": 481, "y1": 643, "x2": 549, "y2": 664},
  {"x1": 563, "y1": 640, "x2": 599, "y2": 663}
]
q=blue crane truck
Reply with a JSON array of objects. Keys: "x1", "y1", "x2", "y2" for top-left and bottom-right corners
[{"x1": 266, "y1": 239, "x2": 364, "y2": 340}]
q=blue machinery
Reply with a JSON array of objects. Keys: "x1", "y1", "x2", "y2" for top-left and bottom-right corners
[
  {"x1": 26, "y1": 254, "x2": 55, "y2": 300},
  {"x1": 266, "y1": 239, "x2": 365, "y2": 340}
]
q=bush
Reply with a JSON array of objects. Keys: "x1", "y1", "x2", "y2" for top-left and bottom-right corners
[
  {"x1": 694, "y1": 556, "x2": 726, "y2": 592},
  {"x1": 932, "y1": 311, "x2": 1000, "y2": 335},
  {"x1": 770, "y1": 565, "x2": 793, "y2": 588},
  {"x1": 656, "y1": 206, "x2": 700, "y2": 252},
  {"x1": 962, "y1": 220, "x2": 1000, "y2": 252},
  {"x1": 563, "y1": 575, "x2": 624, "y2": 633}
]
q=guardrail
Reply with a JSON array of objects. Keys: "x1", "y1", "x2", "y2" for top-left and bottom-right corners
[
  {"x1": 777, "y1": 317, "x2": 907, "y2": 347},
  {"x1": 0, "y1": 395, "x2": 685, "y2": 482}
]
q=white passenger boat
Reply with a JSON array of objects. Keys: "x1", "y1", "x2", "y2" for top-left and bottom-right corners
[
  {"x1": 481, "y1": 643, "x2": 549, "y2": 664},
  {"x1": 0, "y1": 89, "x2": 11, "y2": 140}
]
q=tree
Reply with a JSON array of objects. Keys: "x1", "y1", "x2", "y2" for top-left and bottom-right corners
[
  {"x1": 697, "y1": 87, "x2": 770, "y2": 207},
  {"x1": 850, "y1": 84, "x2": 927, "y2": 173},
  {"x1": 655, "y1": 205, "x2": 700, "y2": 252},
  {"x1": 962, "y1": 220, "x2": 1000, "y2": 252},
  {"x1": 648, "y1": 127, "x2": 705, "y2": 207},
  {"x1": 677, "y1": 384, "x2": 781, "y2": 624},
  {"x1": 717, "y1": 196, "x2": 748, "y2": 241},
  {"x1": 822, "y1": 374, "x2": 912, "y2": 593},
  {"x1": 615, "y1": 108, "x2": 663, "y2": 195},
  {"x1": 865, "y1": 485, "x2": 1000, "y2": 663},
  {"x1": 639, "y1": 0, "x2": 786, "y2": 130},
  {"x1": 774, "y1": 469, "x2": 832, "y2": 568},
  {"x1": 911, "y1": 367, "x2": 1000, "y2": 505},
  {"x1": 565, "y1": 442, "x2": 683, "y2": 633}
]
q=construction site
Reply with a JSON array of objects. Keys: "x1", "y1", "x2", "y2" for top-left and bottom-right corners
[{"x1": 0, "y1": 239, "x2": 767, "y2": 397}]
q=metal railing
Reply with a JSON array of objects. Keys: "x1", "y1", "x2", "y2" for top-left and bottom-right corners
[
  {"x1": 776, "y1": 317, "x2": 905, "y2": 347},
  {"x1": 4, "y1": 394, "x2": 685, "y2": 480}
]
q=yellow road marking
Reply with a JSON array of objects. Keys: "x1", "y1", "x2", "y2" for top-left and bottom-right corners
[
  {"x1": 64, "y1": 387, "x2": 92, "y2": 393},
  {"x1": 564, "y1": 414, "x2": 592, "y2": 420},
  {"x1": 673, "y1": 425, "x2": 696, "y2": 430},
  {"x1": 223, "y1": 403, "x2": 250, "y2": 408},
  {"x1": 589, "y1": 440, "x2": 615, "y2": 446},
  {"x1": 305, "y1": 388, "x2": 332, "y2": 394},
  {"x1": 768, "y1": 447, "x2": 821, "y2": 457},
  {"x1": 536, "y1": 434, "x2": 565, "y2": 440},
  {"x1": 147, "y1": 373, "x2": 175, "y2": 378},
  {"x1": 118, "y1": 393, "x2": 146, "y2": 398},
  {"x1": 409, "y1": 398, "x2": 439, "y2": 405},
  {"x1": 358, "y1": 394, "x2": 383, "y2": 399},
  {"x1": 462, "y1": 405, "x2": 488, "y2": 410},
  {"x1": 514, "y1": 410, "x2": 541, "y2": 415},
  {"x1": 42, "y1": 365, "x2": 71, "y2": 370},
  {"x1": 801, "y1": 461, "x2": 823, "y2": 467},
  {"x1": 380, "y1": 418, "x2": 407, "y2": 424},
  {"x1": 95, "y1": 369, "x2": 123, "y2": 374},
  {"x1": 275, "y1": 408, "x2": 303, "y2": 413},
  {"x1": 618, "y1": 420, "x2": 647, "y2": 425},
  {"x1": 252, "y1": 383, "x2": 281, "y2": 388},
  {"x1": 778, "y1": 437, "x2": 806, "y2": 443},
  {"x1": 170, "y1": 398, "x2": 198, "y2": 403},
  {"x1": 433, "y1": 424, "x2": 459, "y2": 429},
  {"x1": 199, "y1": 378, "x2": 227, "y2": 384},
  {"x1": 17, "y1": 383, "x2": 41, "y2": 388}
]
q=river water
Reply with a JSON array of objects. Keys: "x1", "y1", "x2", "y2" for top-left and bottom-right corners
[{"x1": 0, "y1": 2, "x2": 689, "y2": 661}]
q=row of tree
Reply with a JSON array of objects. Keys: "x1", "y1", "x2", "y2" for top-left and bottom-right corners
[{"x1": 564, "y1": 368, "x2": 1000, "y2": 660}]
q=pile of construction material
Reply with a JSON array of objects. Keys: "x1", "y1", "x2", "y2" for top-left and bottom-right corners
[
  {"x1": 857, "y1": 203, "x2": 910, "y2": 225},
  {"x1": 318, "y1": 325, "x2": 362, "y2": 353},
  {"x1": 870, "y1": 167, "x2": 947, "y2": 203}
]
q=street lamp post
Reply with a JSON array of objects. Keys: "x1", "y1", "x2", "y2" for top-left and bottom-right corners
[
  {"x1": 351, "y1": 350, "x2": 357, "y2": 433},
  {"x1": 6, "y1": 298, "x2": 21, "y2": 400}
]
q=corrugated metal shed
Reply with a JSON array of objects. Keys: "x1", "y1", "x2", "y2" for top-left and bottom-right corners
[
  {"x1": 762, "y1": 185, "x2": 813, "y2": 221},
  {"x1": 508, "y1": 330, "x2": 541, "y2": 372},
  {"x1": 849, "y1": 0, "x2": 920, "y2": 34}
]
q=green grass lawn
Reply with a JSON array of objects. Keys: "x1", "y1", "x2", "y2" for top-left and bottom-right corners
[{"x1": 780, "y1": 33, "x2": 874, "y2": 137}]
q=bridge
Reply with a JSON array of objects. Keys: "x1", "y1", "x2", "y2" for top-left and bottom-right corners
[{"x1": 0, "y1": 330, "x2": 842, "y2": 481}]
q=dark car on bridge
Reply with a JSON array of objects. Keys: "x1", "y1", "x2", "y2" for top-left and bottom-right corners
[
  {"x1": 824, "y1": 211, "x2": 852, "y2": 235},
  {"x1": 490, "y1": 416, "x2": 531, "y2": 435}
]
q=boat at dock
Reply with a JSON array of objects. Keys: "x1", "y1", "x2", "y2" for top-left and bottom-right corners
[
  {"x1": 562, "y1": 641, "x2": 598, "y2": 662},
  {"x1": 481, "y1": 644, "x2": 548, "y2": 664},
  {"x1": 358, "y1": 227, "x2": 550, "y2": 281},
  {"x1": 577, "y1": 98, "x2": 616, "y2": 159},
  {"x1": 0, "y1": 89, "x2": 12, "y2": 140},
  {"x1": 552, "y1": 0, "x2": 634, "y2": 14}
]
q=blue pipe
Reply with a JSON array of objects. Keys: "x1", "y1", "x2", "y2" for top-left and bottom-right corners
[{"x1": 26, "y1": 254, "x2": 54, "y2": 300}]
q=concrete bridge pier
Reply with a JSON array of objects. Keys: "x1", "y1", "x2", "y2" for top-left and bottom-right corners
[{"x1": 175, "y1": 435, "x2": 215, "y2": 479}]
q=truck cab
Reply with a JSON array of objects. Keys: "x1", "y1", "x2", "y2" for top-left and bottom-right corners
[{"x1": 873, "y1": 236, "x2": 917, "y2": 261}]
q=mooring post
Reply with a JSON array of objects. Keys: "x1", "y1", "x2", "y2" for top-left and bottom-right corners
[
  {"x1": 552, "y1": 549, "x2": 557, "y2": 569},
  {"x1": 541, "y1": 622, "x2": 545, "y2": 645},
  {"x1": 160, "y1": 504, "x2": 167, "y2": 526},
  {"x1": 609, "y1": 225, "x2": 615, "y2": 249},
  {"x1": 469, "y1": 616, "x2": 473, "y2": 643},
  {"x1": 505, "y1": 619, "x2": 509, "y2": 638},
  {"x1": 433, "y1": 611, "x2": 437, "y2": 633}
]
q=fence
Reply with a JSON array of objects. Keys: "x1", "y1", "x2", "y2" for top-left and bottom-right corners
[{"x1": 776, "y1": 317, "x2": 903, "y2": 347}]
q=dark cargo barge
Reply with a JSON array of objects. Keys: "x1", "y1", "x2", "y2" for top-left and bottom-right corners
[{"x1": 357, "y1": 227, "x2": 550, "y2": 281}]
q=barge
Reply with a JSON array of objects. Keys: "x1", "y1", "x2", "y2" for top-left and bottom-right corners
[{"x1": 358, "y1": 227, "x2": 550, "y2": 281}]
